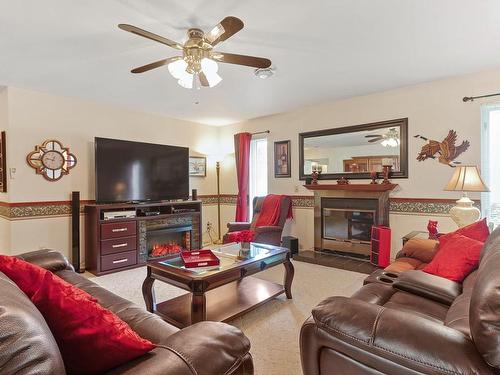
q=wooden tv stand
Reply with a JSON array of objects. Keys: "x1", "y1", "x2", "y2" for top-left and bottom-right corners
[{"x1": 85, "y1": 200, "x2": 202, "y2": 276}]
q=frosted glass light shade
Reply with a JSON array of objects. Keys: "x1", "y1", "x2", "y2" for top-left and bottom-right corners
[
  {"x1": 168, "y1": 59, "x2": 188, "y2": 79},
  {"x1": 201, "y1": 58, "x2": 218, "y2": 74}
]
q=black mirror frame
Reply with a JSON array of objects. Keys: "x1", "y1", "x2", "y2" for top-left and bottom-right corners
[{"x1": 299, "y1": 118, "x2": 408, "y2": 181}]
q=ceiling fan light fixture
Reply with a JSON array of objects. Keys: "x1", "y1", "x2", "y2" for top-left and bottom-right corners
[
  {"x1": 168, "y1": 59, "x2": 188, "y2": 79},
  {"x1": 204, "y1": 72, "x2": 222, "y2": 88},
  {"x1": 201, "y1": 58, "x2": 219, "y2": 74},
  {"x1": 254, "y1": 67, "x2": 274, "y2": 79}
]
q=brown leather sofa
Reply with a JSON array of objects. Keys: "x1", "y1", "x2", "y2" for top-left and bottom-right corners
[
  {"x1": 0, "y1": 250, "x2": 254, "y2": 375},
  {"x1": 224, "y1": 196, "x2": 291, "y2": 246},
  {"x1": 300, "y1": 226, "x2": 500, "y2": 375}
]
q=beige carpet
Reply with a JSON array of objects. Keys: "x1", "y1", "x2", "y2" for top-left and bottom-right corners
[{"x1": 86, "y1": 260, "x2": 365, "y2": 375}]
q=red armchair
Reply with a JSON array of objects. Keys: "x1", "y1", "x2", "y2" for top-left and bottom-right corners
[{"x1": 224, "y1": 196, "x2": 292, "y2": 246}]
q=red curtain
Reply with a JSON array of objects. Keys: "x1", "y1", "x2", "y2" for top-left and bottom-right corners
[{"x1": 234, "y1": 132, "x2": 252, "y2": 222}]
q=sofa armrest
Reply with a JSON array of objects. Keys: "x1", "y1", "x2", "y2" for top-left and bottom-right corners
[
  {"x1": 393, "y1": 270, "x2": 462, "y2": 305},
  {"x1": 111, "y1": 322, "x2": 252, "y2": 375},
  {"x1": 309, "y1": 296, "x2": 491, "y2": 375},
  {"x1": 227, "y1": 222, "x2": 251, "y2": 232},
  {"x1": 16, "y1": 249, "x2": 74, "y2": 272}
]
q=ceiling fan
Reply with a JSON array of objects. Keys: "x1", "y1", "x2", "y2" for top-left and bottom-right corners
[
  {"x1": 365, "y1": 128, "x2": 400, "y2": 147},
  {"x1": 118, "y1": 16, "x2": 272, "y2": 89}
]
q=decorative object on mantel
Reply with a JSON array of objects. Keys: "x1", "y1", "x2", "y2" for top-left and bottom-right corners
[
  {"x1": 274, "y1": 140, "x2": 291, "y2": 178},
  {"x1": 311, "y1": 169, "x2": 320, "y2": 184},
  {"x1": 427, "y1": 220, "x2": 439, "y2": 240},
  {"x1": 304, "y1": 183, "x2": 397, "y2": 192},
  {"x1": 444, "y1": 165, "x2": 488, "y2": 227},
  {"x1": 336, "y1": 177, "x2": 349, "y2": 185},
  {"x1": 27, "y1": 139, "x2": 77, "y2": 181},
  {"x1": 370, "y1": 171, "x2": 378, "y2": 184},
  {"x1": 382, "y1": 161, "x2": 392, "y2": 184},
  {"x1": 414, "y1": 130, "x2": 470, "y2": 167},
  {"x1": 0, "y1": 131, "x2": 6, "y2": 192}
]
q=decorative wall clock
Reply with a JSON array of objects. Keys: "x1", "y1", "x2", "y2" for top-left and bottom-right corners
[{"x1": 27, "y1": 139, "x2": 77, "y2": 181}]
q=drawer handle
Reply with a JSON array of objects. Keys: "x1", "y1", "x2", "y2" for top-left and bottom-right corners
[
  {"x1": 112, "y1": 243, "x2": 128, "y2": 248},
  {"x1": 112, "y1": 258, "x2": 128, "y2": 264},
  {"x1": 112, "y1": 228, "x2": 128, "y2": 233}
]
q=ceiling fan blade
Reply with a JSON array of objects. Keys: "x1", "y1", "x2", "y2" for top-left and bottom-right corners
[
  {"x1": 365, "y1": 135, "x2": 382, "y2": 138},
  {"x1": 211, "y1": 52, "x2": 271, "y2": 68},
  {"x1": 131, "y1": 56, "x2": 181, "y2": 74},
  {"x1": 118, "y1": 24, "x2": 183, "y2": 50},
  {"x1": 198, "y1": 71, "x2": 210, "y2": 87},
  {"x1": 205, "y1": 16, "x2": 244, "y2": 46},
  {"x1": 368, "y1": 138, "x2": 382, "y2": 143}
]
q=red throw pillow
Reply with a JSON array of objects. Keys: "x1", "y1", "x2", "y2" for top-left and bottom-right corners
[
  {"x1": 0, "y1": 255, "x2": 155, "y2": 375},
  {"x1": 423, "y1": 234, "x2": 484, "y2": 282},
  {"x1": 438, "y1": 218, "x2": 490, "y2": 248},
  {"x1": 225, "y1": 229, "x2": 255, "y2": 243}
]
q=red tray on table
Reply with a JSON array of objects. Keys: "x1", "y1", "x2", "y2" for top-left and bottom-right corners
[{"x1": 181, "y1": 249, "x2": 220, "y2": 268}]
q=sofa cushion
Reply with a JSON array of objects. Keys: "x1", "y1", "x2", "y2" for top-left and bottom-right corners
[
  {"x1": 423, "y1": 234, "x2": 483, "y2": 282},
  {"x1": 470, "y1": 249, "x2": 500, "y2": 368},
  {"x1": 0, "y1": 271, "x2": 66, "y2": 375},
  {"x1": 400, "y1": 238, "x2": 439, "y2": 263},
  {"x1": 0, "y1": 256, "x2": 155, "y2": 375}
]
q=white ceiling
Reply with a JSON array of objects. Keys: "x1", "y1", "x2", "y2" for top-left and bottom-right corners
[{"x1": 1, "y1": 1, "x2": 500, "y2": 126}]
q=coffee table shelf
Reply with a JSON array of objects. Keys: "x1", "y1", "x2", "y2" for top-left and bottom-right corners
[{"x1": 155, "y1": 277, "x2": 284, "y2": 328}]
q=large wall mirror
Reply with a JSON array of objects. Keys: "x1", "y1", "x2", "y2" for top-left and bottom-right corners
[{"x1": 299, "y1": 118, "x2": 408, "y2": 180}]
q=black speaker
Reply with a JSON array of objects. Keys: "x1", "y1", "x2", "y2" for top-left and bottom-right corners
[
  {"x1": 192, "y1": 188, "x2": 198, "y2": 201},
  {"x1": 71, "y1": 191, "x2": 83, "y2": 273},
  {"x1": 282, "y1": 236, "x2": 299, "y2": 258}
]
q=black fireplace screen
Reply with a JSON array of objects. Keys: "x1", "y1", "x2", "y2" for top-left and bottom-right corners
[{"x1": 322, "y1": 208, "x2": 375, "y2": 243}]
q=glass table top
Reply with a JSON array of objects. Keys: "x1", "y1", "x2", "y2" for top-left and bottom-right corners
[{"x1": 158, "y1": 242, "x2": 283, "y2": 275}]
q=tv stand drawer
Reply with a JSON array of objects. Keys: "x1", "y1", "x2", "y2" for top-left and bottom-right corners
[
  {"x1": 101, "y1": 236, "x2": 137, "y2": 255},
  {"x1": 101, "y1": 221, "x2": 136, "y2": 239},
  {"x1": 101, "y1": 250, "x2": 137, "y2": 271}
]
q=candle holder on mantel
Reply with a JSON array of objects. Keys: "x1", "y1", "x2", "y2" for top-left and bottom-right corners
[
  {"x1": 382, "y1": 165, "x2": 392, "y2": 184},
  {"x1": 336, "y1": 176, "x2": 350, "y2": 185},
  {"x1": 370, "y1": 171, "x2": 378, "y2": 184},
  {"x1": 311, "y1": 167, "x2": 322, "y2": 184}
]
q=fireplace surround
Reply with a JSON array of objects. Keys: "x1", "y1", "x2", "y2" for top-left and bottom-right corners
[{"x1": 306, "y1": 184, "x2": 397, "y2": 258}]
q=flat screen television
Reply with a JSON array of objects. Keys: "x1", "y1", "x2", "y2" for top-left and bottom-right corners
[{"x1": 95, "y1": 137, "x2": 189, "y2": 203}]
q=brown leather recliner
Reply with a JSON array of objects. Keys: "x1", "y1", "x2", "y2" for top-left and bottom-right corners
[
  {"x1": 0, "y1": 250, "x2": 254, "y2": 375},
  {"x1": 224, "y1": 196, "x2": 291, "y2": 246},
  {"x1": 300, "y1": 226, "x2": 500, "y2": 375}
]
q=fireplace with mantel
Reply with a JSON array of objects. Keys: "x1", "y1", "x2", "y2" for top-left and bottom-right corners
[{"x1": 305, "y1": 184, "x2": 397, "y2": 259}]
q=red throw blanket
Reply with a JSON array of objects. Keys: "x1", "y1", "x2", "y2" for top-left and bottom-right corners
[{"x1": 255, "y1": 194, "x2": 293, "y2": 227}]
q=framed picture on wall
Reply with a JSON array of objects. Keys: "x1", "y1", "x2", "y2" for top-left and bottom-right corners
[
  {"x1": 274, "y1": 140, "x2": 291, "y2": 178},
  {"x1": 189, "y1": 156, "x2": 207, "y2": 177}
]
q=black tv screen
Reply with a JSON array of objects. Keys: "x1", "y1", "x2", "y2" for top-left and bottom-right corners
[{"x1": 95, "y1": 137, "x2": 189, "y2": 203}]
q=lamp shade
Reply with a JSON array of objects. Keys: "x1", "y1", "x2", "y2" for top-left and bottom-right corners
[{"x1": 444, "y1": 165, "x2": 489, "y2": 192}]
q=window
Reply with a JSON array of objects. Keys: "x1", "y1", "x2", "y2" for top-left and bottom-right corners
[
  {"x1": 481, "y1": 104, "x2": 500, "y2": 228},
  {"x1": 249, "y1": 137, "x2": 268, "y2": 217}
]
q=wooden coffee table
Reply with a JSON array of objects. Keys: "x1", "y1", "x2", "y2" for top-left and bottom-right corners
[{"x1": 142, "y1": 242, "x2": 294, "y2": 328}]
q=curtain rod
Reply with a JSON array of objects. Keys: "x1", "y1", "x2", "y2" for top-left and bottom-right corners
[
  {"x1": 463, "y1": 92, "x2": 500, "y2": 102},
  {"x1": 251, "y1": 130, "x2": 270, "y2": 136}
]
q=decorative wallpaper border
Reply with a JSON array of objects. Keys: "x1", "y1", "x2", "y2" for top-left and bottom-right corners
[{"x1": 0, "y1": 195, "x2": 479, "y2": 220}]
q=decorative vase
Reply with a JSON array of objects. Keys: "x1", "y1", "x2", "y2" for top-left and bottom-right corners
[{"x1": 449, "y1": 195, "x2": 481, "y2": 227}]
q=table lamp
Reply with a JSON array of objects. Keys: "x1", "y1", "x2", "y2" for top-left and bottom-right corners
[{"x1": 444, "y1": 165, "x2": 489, "y2": 227}]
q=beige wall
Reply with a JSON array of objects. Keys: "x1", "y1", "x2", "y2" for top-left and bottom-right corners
[
  {"x1": 1, "y1": 87, "x2": 222, "y2": 257},
  {"x1": 219, "y1": 68, "x2": 500, "y2": 256}
]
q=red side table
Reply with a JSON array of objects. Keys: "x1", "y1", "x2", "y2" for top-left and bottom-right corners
[{"x1": 371, "y1": 226, "x2": 391, "y2": 268}]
